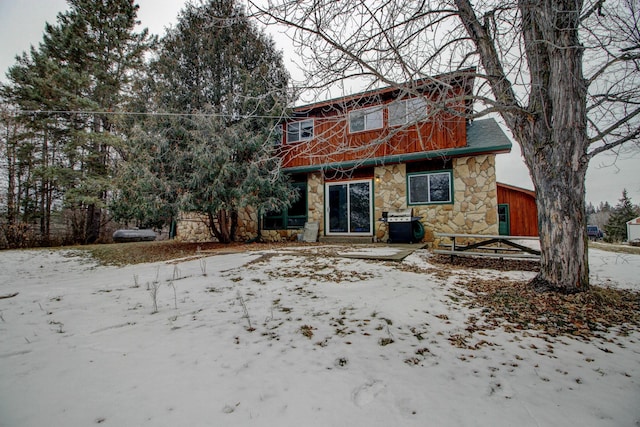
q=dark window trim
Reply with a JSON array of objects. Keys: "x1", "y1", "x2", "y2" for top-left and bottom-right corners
[
  {"x1": 406, "y1": 170, "x2": 454, "y2": 205},
  {"x1": 263, "y1": 181, "x2": 308, "y2": 230}
]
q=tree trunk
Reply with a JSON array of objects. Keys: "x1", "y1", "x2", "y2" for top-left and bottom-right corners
[
  {"x1": 230, "y1": 210, "x2": 238, "y2": 242},
  {"x1": 207, "y1": 210, "x2": 232, "y2": 243},
  {"x1": 527, "y1": 153, "x2": 589, "y2": 292},
  {"x1": 85, "y1": 204, "x2": 101, "y2": 244},
  {"x1": 519, "y1": 0, "x2": 590, "y2": 292},
  {"x1": 6, "y1": 120, "x2": 16, "y2": 226},
  {"x1": 456, "y1": 0, "x2": 590, "y2": 292}
]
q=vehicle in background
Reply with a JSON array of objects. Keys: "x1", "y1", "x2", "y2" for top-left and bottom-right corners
[{"x1": 587, "y1": 225, "x2": 604, "y2": 240}]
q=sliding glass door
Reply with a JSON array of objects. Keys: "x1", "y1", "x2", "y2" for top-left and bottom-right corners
[{"x1": 326, "y1": 180, "x2": 373, "y2": 235}]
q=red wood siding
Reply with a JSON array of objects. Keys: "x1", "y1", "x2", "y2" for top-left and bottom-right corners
[
  {"x1": 279, "y1": 89, "x2": 469, "y2": 169},
  {"x1": 497, "y1": 183, "x2": 538, "y2": 236}
]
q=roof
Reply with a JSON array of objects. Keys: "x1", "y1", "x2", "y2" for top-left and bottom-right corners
[
  {"x1": 466, "y1": 119, "x2": 512, "y2": 153},
  {"x1": 282, "y1": 118, "x2": 512, "y2": 174},
  {"x1": 291, "y1": 68, "x2": 476, "y2": 116},
  {"x1": 627, "y1": 217, "x2": 640, "y2": 225},
  {"x1": 497, "y1": 182, "x2": 536, "y2": 198}
]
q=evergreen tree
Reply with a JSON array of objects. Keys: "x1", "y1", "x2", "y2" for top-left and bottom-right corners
[
  {"x1": 116, "y1": 0, "x2": 293, "y2": 242},
  {"x1": 605, "y1": 190, "x2": 640, "y2": 242},
  {"x1": 1, "y1": 0, "x2": 151, "y2": 244}
]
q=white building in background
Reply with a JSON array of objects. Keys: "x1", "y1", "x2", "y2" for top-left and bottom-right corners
[{"x1": 627, "y1": 217, "x2": 640, "y2": 242}]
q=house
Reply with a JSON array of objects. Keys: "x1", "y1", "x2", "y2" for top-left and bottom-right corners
[
  {"x1": 258, "y1": 70, "x2": 515, "y2": 245},
  {"x1": 496, "y1": 183, "x2": 539, "y2": 236},
  {"x1": 627, "y1": 217, "x2": 640, "y2": 242}
]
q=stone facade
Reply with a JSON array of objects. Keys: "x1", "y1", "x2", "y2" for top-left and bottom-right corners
[
  {"x1": 307, "y1": 172, "x2": 324, "y2": 234},
  {"x1": 176, "y1": 207, "x2": 261, "y2": 243},
  {"x1": 371, "y1": 155, "x2": 498, "y2": 246},
  {"x1": 176, "y1": 155, "x2": 498, "y2": 244},
  {"x1": 415, "y1": 155, "x2": 498, "y2": 247},
  {"x1": 177, "y1": 207, "x2": 303, "y2": 243}
]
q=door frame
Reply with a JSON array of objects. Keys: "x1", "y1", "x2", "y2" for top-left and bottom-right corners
[
  {"x1": 498, "y1": 203, "x2": 510, "y2": 236},
  {"x1": 324, "y1": 179, "x2": 374, "y2": 236}
]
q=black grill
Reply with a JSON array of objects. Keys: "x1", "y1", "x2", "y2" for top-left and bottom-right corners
[{"x1": 381, "y1": 209, "x2": 423, "y2": 243}]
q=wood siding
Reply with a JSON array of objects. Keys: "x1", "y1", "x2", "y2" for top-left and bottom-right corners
[
  {"x1": 497, "y1": 183, "x2": 539, "y2": 236},
  {"x1": 279, "y1": 94, "x2": 468, "y2": 170}
]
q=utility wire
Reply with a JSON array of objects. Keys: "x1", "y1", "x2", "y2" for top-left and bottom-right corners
[{"x1": 10, "y1": 109, "x2": 288, "y2": 119}]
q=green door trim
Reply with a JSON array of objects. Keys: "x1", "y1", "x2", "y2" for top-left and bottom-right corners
[{"x1": 498, "y1": 204, "x2": 510, "y2": 236}]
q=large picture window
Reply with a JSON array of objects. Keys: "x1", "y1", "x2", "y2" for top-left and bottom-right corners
[
  {"x1": 407, "y1": 171, "x2": 453, "y2": 205},
  {"x1": 349, "y1": 106, "x2": 383, "y2": 133},
  {"x1": 287, "y1": 119, "x2": 314, "y2": 143},
  {"x1": 388, "y1": 97, "x2": 427, "y2": 127},
  {"x1": 263, "y1": 182, "x2": 308, "y2": 229}
]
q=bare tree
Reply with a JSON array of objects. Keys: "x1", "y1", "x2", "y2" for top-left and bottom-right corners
[{"x1": 252, "y1": 0, "x2": 640, "y2": 292}]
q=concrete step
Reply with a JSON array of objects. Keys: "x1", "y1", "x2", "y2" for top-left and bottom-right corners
[{"x1": 318, "y1": 236, "x2": 374, "y2": 244}]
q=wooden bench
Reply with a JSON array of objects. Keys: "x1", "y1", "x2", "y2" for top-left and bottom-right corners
[{"x1": 434, "y1": 233, "x2": 540, "y2": 261}]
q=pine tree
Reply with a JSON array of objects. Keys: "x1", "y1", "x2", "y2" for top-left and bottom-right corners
[
  {"x1": 605, "y1": 190, "x2": 640, "y2": 242},
  {"x1": 1, "y1": 0, "x2": 151, "y2": 244},
  {"x1": 116, "y1": 0, "x2": 293, "y2": 242}
]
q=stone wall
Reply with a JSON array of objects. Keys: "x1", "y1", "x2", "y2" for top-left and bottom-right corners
[
  {"x1": 307, "y1": 172, "x2": 324, "y2": 235},
  {"x1": 373, "y1": 155, "x2": 498, "y2": 245},
  {"x1": 374, "y1": 163, "x2": 407, "y2": 241},
  {"x1": 419, "y1": 155, "x2": 498, "y2": 246},
  {"x1": 175, "y1": 212, "x2": 211, "y2": 242},
  {"x1": 176, "y1": 206, "x2": 261, "y2": 243},
  {"x1": 177, "y1": 155, "x2": 498, "y2": 244}
]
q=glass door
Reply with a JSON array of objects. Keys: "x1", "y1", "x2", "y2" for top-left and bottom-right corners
[{"x1": 326, "y1": 180, "x2": 372, "y2": 235}]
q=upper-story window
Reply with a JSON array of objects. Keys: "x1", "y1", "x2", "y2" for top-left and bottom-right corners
[
  {"x1": 287, "y1": 119, "x2": 314, "y2": 143},
  {"x1": 388, "y1": 97, "x2": 428, "y2": 127},
  {"x1": 349, "y1": 106, "x2": 383, "y2": 133}
]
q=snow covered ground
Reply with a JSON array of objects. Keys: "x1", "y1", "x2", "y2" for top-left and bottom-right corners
[{"x1": 0, "y1": 245, "x2": 638, "y2": 427}]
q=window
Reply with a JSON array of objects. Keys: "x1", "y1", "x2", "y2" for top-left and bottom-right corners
[
  {"x1": 287, "y1": 119, "x2": 314, "y2": 143},
  {"x1": 407, "y1": 171, "x2": 453, "y2": 205},
  {"x1": 263, "y1": 182, "x2": 308, "y2": 229},
  {"x1": 389, "y1": 97, "x2": 427, "y2": 127},
  {"x1": 349, "y1": 106, "x2": 383, "y2": 133}
]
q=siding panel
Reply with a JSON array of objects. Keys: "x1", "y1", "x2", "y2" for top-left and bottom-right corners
[{"x1": 497, "y1": 183, "x2": 538, "y2": 236}]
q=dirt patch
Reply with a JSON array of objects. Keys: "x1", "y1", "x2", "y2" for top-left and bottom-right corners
[
  {"x1": 457, "y1": 277, "x2": 640, "y2": 341},
  {"x1": 432, "y1": 254, "x2": 540, "y2": 272}
]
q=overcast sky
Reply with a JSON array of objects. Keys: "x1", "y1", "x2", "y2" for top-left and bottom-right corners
[{"x1": 1, "y1": 0, "x2": 638, "y2": 207}]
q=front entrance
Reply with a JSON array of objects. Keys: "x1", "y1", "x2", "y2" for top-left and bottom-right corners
[
  {"x1": 498, "y1": 204, "x2": 510, "y2": 235},
  {"x1": 325, "y1": 180, "x2": 373, "y2": 235}
]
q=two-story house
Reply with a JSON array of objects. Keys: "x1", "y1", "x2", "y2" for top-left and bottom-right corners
[
  {"x1": 176, "y1": 70, "x2": 538, "y2": 244},
  {"x1": 261, "y1": 70, "x2": 514, "y2": 243}
]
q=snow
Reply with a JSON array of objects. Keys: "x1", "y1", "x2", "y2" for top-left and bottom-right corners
[
  {"x1": 0, "y1": 246, "x2": 639, "y2": 427},
  {"x1": 588, "y1": 248, "x2": 640, "y2": 290}
]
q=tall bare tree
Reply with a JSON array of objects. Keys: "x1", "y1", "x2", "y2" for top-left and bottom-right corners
[{"x1": 253, "y1": 0, "x2": 640, "y2": 292}]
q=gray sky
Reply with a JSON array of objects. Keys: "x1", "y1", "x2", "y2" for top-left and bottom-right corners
[{"x1": 1, "y1": 0, "x2": 638, "y2": 207}]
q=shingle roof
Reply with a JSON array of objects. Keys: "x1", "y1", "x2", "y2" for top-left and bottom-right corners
[{"x1": 466, "y1": 118, "x2": 512, "y2": 152}]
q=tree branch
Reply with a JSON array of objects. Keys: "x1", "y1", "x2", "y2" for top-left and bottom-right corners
[{"x1": 453, "y1": 0, "x2": 522, "y2": 113}]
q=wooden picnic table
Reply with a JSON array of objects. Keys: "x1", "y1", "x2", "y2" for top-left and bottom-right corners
[{"x1": 434, "y1": 233, "x2": 541, "y2": 260}]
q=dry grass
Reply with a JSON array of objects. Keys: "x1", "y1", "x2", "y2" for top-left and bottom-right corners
[
  {"x1": 589, "y1": 241, "x2": 640, "y2": 256},
  {"x1": 77, "y1": 240, "x2": 285, "y2": 266}
]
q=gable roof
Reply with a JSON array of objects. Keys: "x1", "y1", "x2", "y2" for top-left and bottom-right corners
[
  {"x1": 497, "y1": 182, "x2": 536, "y2": 198},
  {"x1": 282, "y1": 118, "x2": 512, "y2": 173},
  {"x1": 290, "y1": 68, "x2": 477, "y2": 116}
]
